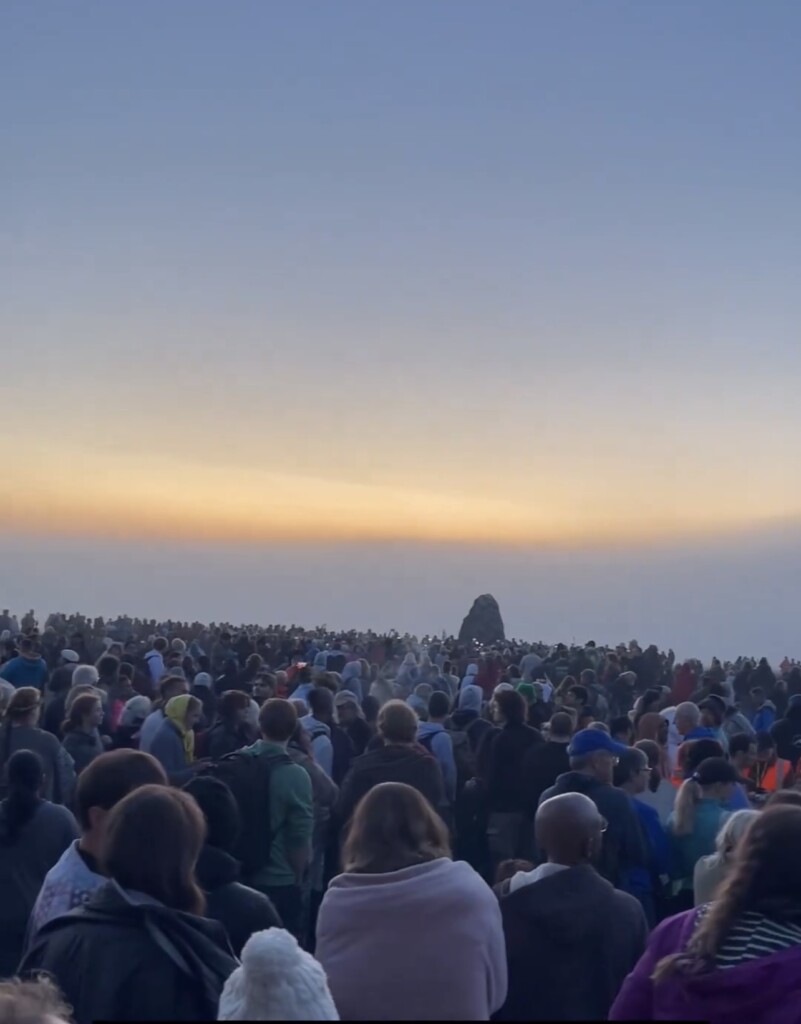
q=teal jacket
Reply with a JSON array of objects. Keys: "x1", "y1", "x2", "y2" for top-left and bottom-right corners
[{"x1": 669, "y1": 798, "x2": 729, "y2": 890}]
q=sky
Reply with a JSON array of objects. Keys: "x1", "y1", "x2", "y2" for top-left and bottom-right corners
[{"x1": 2, "y1": 1, "x2": 800, "y2": 658}]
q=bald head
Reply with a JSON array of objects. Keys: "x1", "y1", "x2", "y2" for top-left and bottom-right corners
[{"x1": 535, "y1": 792, "x2": 605, "y2": 867}]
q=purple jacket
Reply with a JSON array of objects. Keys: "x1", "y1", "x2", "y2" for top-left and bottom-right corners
[{"x1": 610, "y1": 908, "x2": 801, "y2": 1023}]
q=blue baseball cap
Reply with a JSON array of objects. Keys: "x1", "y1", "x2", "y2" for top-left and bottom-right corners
[{"x1": 568, "y1": 728, "x2": 630, "y2": 758}]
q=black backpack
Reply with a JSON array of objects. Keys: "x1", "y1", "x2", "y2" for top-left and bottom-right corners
[
  {"x1": 200, "y1": 746, "x2": 292, "y2": 877},
  {"x1": 420, "y1": 729, "x2": 476, "y2": 793}
]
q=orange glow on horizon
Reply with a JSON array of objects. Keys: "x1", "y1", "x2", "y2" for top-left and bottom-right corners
[{"x1": 1, "y1": 442, "x2": 797, "y2": 550}]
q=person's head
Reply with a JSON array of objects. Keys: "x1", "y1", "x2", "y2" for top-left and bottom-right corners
[
  {"x1": 245, "y1": 653, "x2": 262, "y2": 674},
  {"x1": 118, "y1": 662, "x2": 135, "y2": 684},
  {"x1": 672, "y1": 757, "x2": 739, "y2": 836},
  {"x1": 96, "y1": 654, "x2": 119, "y2": 683},
  {"x1": 103, "y1": 785, "x2": 205, "y2": 914},
  {"x1": 19, "y1": 637, "x2": 36, "y2": 656},
  {"x1": 567, "y1": 729, "x2": 629, "y2": 785},
  {"x1": 153, "y1": 636, "x2": 168, "y2": 654},
  {"x1": 3, "y1": 687, "x2": 42, "y2": 727},
  {"x1": 62, "y1": 692, "x2": 103, "y2": 733},
  {"x1": 342, "y1": 781, "x2": 450, "y2": 872},
  {"x1": 159, "y1": 674, "x2": 189, "y2": 705},
  {"x1": 0, "y1": 977, "x2": 73, "y2": 1024},
  {"x1": 165, "y1": 694, "x2": 203, "y2": 732},
  {"x1": 728, "y1": 733, "x2": 757, "y2": 771},
  {"x1": 682, "y1": 738, "x2": 725, "y2": 778},
  {"x1": 377, "y1": 700, "x2": 418, "y2": 745},
  {"x1": 334, "y1": 690, "x2": 363, "y2": 725},
  {"x1": 361, "y1": 694, "x2": 379, "y2": 725},
  {"x1": 655, "y1": 806, "x2": 801, "y2": 981},
  {"x1": 765, "y1": 789, "x2": 801, "y2": 809},
  {"x1": 75, "y1": 749, "x2": 167, "y2": 844},
  {"x1": 428, "y1": 691, "x2": 450, "y2": 723},
  {"x1": 253, "y1": 673, "x2": 275, "y2": 703},
  {"x1": 218, "y1": 928, "x2": 337, "y2": 1022},
  {"x1": 699, "y1": 696, "x2": 725, "y2": 729},
  {"x1": 0, "y1": 750, "x2": 45, "y2": 845},
  {"x1": 750, "y1": 686, "x2": 765, "y2": 705},
  {"x1": 119, "y1": 695, "x2": 151, "y2": 729},
  {"x1": 258, "y1": 698, "x2": 297, "y2": 744},
  {"x1": 535, "y1": 792, "x2": 606, "y2": 867},
  {"x1": 610, "y1": 715, "x2": 634, "y2": 745},
  {"x1": 635, "y1": 739, "x2": 664, "y2": 790},
  {"x1": 714, "y1": 809, "x2": 760, "y2": 861},
  {"x1": 71, "y1": 664, "x2": 99, "y2": 690},
  {"x1": 674, "y1": 701, "x2": 701, "y2": 737},
  {"x1": 636, "y1": 712, "x2": 669, "y2": 745},
  {"x1": 492, "y1": 689, "x2": 527, "y2": 726},
  {"x1": 457, "y1": 684, "x2": 483, "y2": 714},
  {"x1": 184, "y1": 776, "x2": 240, "y2": 852},
  {"x1": 548, "y1": 712, "x2": 573, "y2": 742},
  {"x1": 755, "y1": 730, "x2": 777, "y2": 764},
  {"x1": 308, "y1": 686, "x2": 335, "y2": 724},
  {"x1": 565, "y1": 685, "x2": 588, "y2": 709},
  {"x1": 218, "y1": 689, "x2": 251, "y2": 726},
  {"x1": 613, "y1": 746, "x2": 651, "y2": 795}
]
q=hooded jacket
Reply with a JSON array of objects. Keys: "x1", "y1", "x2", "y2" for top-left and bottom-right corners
[
  {"x1": 752, "y1": 701, "x2": 777, "y2": 734},
  {"x1": 609, "y1": 907, "x2": 801, "y2": 1023},
  {"x1": 335, "y1": 743, "x2": 445, "y2": 829},
  {"x1": 0, "y1": 654, "x2": 48, "y2": 689},
  {"x1": 495, "y1": 863, "x2": 647, "y2": 1021},
  {"x1": 540, "y1": 772, "x2": 647, "y2": 890},
  {"x1": 194, "y1": 844, "x2": 280, "y2": 956},
  {"x1": 417, "y1": 722, "x2": 457, "y2": 802},
  {"x1": 20, "y1": 880, "x2": 237, "y2": 1024}
]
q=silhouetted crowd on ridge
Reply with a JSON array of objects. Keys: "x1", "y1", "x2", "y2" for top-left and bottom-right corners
[{"x1": 1, "y1": 608, "x2": 801, "y2": 1022}]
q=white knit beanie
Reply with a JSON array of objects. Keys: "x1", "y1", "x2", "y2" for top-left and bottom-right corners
[{"x1": 218, "y1": 929, "x2": 338, "y2": 1021}]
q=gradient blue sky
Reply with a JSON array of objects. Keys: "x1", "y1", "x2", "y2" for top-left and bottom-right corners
[{"x1": 2, "y1": 1, "x2": 800, "y2": 657}]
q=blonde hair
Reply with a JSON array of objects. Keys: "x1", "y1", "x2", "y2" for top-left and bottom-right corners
[
  {"x1": 715, "y1": 810, "x2": 760, "y2": 860},
  {"x1": 671, "y1": 778, "x2": 702, "y2": 836}
]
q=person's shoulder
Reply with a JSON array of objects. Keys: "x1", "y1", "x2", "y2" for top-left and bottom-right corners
[
  {"x1": 447, "y1": 858, "x2": 496, "y2": 895},
  {"x1": 610, "y1": 884, "x2": 649, "y2": 919},
  {"x1": 601, "y1": 783, "x2": 637, "y2": 809}
]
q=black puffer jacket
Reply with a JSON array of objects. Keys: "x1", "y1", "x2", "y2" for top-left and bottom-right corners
[
  {"x1": 19, "y1": 881, "x2": 236, "y2": 1024},
  {"x1": 196, "y1": 844, "x2": 281, "y2": 955}
]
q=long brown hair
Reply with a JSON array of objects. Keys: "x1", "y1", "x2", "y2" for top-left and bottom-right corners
[
  {"x1": 654, "y1": 806, "x2": 801, "y2": 981},
  {"x1": 342, "y1": 782, "x2": 450, "y2": 874},
  {"x1": 103, "y1": 784, "x2": 206, "y2": 915},
  {"x1": 61, "y1": 693, "x2": 101, "y2": 734}
]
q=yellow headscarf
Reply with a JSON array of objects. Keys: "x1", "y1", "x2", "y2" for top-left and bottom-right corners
[{"x1": 164, "y1": 694, "x2": 195, "y2": 764}]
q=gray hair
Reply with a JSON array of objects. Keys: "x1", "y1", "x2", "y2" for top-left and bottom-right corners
[
  {"x1": 675, "y1": 701, "x2": 701, "y2": 726},
  {"x1": 72, "y1": 664, "x2": 99, "y2": 689}
]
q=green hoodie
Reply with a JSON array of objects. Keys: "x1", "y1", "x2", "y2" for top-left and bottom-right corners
[{"x1": 244, "y1": 740, "x2": 314, "y2": 889}]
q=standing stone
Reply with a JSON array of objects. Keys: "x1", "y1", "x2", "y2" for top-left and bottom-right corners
[{"x1": 458, "y1": 594, "x2": 505, "y2": 645}]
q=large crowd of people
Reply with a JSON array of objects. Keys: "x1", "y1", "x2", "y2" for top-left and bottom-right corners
[{"x1": 0, "y1": 608, "x2": 800, "y2": 1021}]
